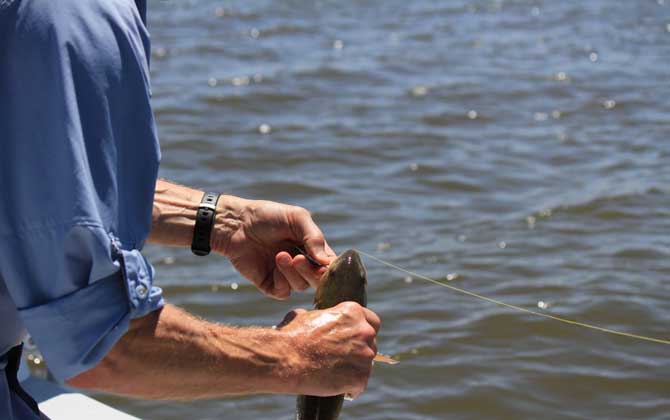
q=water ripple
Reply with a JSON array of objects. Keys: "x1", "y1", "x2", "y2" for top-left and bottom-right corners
[{"x1": 118, "y1": 0, "x2": 670, "y2": 419}]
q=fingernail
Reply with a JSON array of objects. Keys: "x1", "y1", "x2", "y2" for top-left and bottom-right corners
[{"x1": 278, "y1": 255, "x2": 291, "y2": 266}]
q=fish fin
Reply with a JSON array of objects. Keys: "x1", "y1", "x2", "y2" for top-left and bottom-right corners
[{"x1": 373, "y1": 353, "x2": 399, "y2": 365}]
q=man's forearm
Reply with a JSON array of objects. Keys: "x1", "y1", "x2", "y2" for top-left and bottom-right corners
[
  {"x1": 66, "y1": 305, "x2": 298, "y2": 399},
  {"x1": 147, "y1": 179, "x2": 202, "y2": 247}
]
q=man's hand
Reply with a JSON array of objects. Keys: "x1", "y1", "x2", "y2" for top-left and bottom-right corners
[
  {"x1": 211, "y1": 196, "x2": 337, "y2": 299},
  {"x1": 148, "y1": 180, "x2": 336, "y2": 299},
  {"x1": 278, "y1": 302, "x2": 380, "y2": 398}
]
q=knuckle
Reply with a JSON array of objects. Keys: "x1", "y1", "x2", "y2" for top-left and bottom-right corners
[
  {"x1": 294, "y1": 206, "x2": 311, "y2": 218},
  {"x1": 361, "y1": 324, "x2": 376, "y2": 339},
  {"x1": 274, "y1": 290, "x2": 290, "y2": 300},
  {"x1": 339, "y1": 301, "x2": 361, "y2": 312},
  {"x1": 363, "y1": 347, "x2": 376, "y2": 360}
]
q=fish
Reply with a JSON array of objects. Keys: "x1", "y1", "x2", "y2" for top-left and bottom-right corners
[{"x1": 295, "y1": 249, "x2": 396, "y2": 420}]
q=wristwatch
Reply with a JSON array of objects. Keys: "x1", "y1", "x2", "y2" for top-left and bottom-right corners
[{"x1": 191, "y1": 192, "x2": 220, "y2": 256}]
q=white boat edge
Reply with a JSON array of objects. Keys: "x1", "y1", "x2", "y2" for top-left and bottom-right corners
[{"x1": 18, "y1": 356, "x2": 142, "y2": 420}]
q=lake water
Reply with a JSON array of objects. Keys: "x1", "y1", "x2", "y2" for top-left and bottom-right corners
[{"x1": 95, "y1": 0, "x2": 670, "y2": 418}]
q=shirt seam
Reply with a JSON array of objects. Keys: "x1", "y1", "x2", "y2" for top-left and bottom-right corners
[
  {"x1": 0, "y1": 219, "x2": 105, "y2": 240},
  {"x1": 0, "y1": 0, "x2": 16, "y2": 14}
]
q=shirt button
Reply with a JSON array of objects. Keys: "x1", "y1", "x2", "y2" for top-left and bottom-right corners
[{"x1": 135, "y1": 284, "x2": 148, "y2": 298}]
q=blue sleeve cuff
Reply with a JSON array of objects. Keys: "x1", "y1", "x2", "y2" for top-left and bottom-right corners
[
  {"x1": 18, "y1": 234, "x2": 164, "y2": 382},
  {"x1": 112, "y1": 238, "x2": 164, "y2": 320}
]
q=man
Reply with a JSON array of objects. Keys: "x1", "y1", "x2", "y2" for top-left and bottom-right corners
[{"x1": 0, "y1": 0, "x2": 380, "y2": 418}]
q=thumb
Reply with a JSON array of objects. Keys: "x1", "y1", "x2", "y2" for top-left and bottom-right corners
[
  {"x1": 291, "y1": 210, "x2": 336, "y2": 265},
  {"x1": 304, "y1": 236, "x2": 336, "y2": 266},
  {"x1": 276, "y1": 308, "x2": 308, "y2": 329}
]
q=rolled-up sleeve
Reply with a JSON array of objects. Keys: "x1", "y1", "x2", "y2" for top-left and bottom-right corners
[
  {"x1": 0, "y1": 225, "x2": 164, "y2": 381},
  {"x1": 0, "y1": 0, "x2": 163, "y2": 381}
]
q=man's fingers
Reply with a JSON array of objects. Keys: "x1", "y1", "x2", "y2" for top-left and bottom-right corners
[
  {"x1": 292, "y1": 255, "x2": 324, "y2": 289},
  {"x1": 323, "y1": 241, "x2": 336, "y2": 259},
  {"x1": 332, "y1": 302, "x2": 381, "y2": 333},
  {"x1": 347, "y1": 375, "x2": 370, "y2": 401},
  {"x1": 304, "y1": 236, "x2": 336, "y2": 266},
  {"x1": 276, "y1": 252, "x2": 310, "y2": 291},
  {"x1": 362, "y1": 307, "x2": 381, "y2": 333},
  {"x1": 276, "y1": 308, "x2": 308, "y2": 328},
  {"x1": 290, "y1": 209, "x2": 335, "y2": 266},
  {"x1": 269, "y1": 267, "x2": 291, "y2": 300}
]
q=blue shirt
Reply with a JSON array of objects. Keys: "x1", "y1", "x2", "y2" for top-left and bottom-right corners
[{"x1": 0, "y1": 0, "x2": 164, "y2": 417}]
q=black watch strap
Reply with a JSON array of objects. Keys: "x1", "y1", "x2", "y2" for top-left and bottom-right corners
[{"x1": 191, "y1": 192, "x2": 220, "y2": 256}]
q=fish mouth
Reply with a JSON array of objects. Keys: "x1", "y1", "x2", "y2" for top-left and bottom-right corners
[
  {"x1": 339, "y1": 249, "x2": 362, "y2": 267},
  {"x1": 325, "y1": 249, "x2": 364, "y2": 276}
]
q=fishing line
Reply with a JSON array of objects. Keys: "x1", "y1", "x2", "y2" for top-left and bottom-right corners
[{"x1": 354, "y1": 248, "x2": 670, "y2": 346}]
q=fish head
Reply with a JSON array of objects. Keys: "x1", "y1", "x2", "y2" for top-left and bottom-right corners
[{"x1": 315, "y1": 249, "x2": 367, "y2": 308}]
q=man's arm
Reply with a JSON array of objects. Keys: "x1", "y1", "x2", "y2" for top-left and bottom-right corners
[
  {"x1": 66, "y1": 302, "x2": 380, "y2": 399},
  {"x1": 146, "y1": 179, "x2": 205, "y2": 248},
  {"x1": 65, "y1": 179, "x2": 379, "y2": 399}
]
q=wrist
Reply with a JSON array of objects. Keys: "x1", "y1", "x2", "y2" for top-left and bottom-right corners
[
  {"x1": 265, "y1": 328, "x2": 304, "y2": 395},
  {"x1": 270, "y1": 327, "x2": 323, "y2": 396},
  {"x1": 212, "y1": 326, "x2": 303, "y2": 395},
  {"x1": 210, "y1": 195, "x2": 248, "y2": 257},
  {"x1": 149, "y1": 179, "x2": 250, "y2": 255}
]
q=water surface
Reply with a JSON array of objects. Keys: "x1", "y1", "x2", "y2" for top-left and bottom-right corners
[{"x1": 99, "y1": 0, "x2": 670, "y2": 418}]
